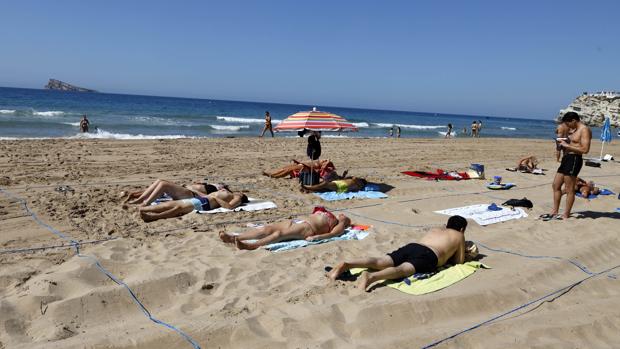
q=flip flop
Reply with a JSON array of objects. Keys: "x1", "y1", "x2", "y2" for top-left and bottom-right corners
[
  {"x1": 540, "y1": 214, "x2": 562, "y2": 221},
  {"x1": 505, "y1": 168, "x2": 517, "y2": 172}
]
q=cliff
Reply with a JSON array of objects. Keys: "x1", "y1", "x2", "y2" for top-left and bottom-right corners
[
  {"x1": 44, "y1": 79, "x2": 97, "y2": 93},
  {"x1": 557, "y1": 92, "x2": 619, "y2": 127}
]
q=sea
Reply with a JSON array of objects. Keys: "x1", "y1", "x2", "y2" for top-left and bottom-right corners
[{"x1": 0, "y1": 86, "x2": 569, "y2": 140}]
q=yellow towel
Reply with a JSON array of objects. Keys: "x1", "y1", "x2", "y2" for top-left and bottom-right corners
[{"x1": 350, "y1": 261, "x2": 489, "y2": 295}]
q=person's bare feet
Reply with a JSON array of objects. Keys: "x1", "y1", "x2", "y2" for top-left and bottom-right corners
[
  {"x1": 235, "y1": 237, "x2": 258, "y2": 250},
  {"x1": 327, "y1": 262, "x2": 349, "y2": 281},
  {"x1": 262, "y1": 171, "x2": 271, "y2": 177},
  {"x1": 358, "y1": 271, "x2": 371, "y2": 292},
  {"x1": 139, "y1": 210, "x2": 155, "y2": 223},
  {"x1": 219, "y1": 231, "x2": 235, "y2": 243}
]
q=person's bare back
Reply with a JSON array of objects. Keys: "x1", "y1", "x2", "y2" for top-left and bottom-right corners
[{"x1": 418, "y1": 227, "x2": 465, "y2": 266}]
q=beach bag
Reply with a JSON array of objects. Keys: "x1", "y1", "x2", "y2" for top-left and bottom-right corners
[
  {"x1": 585, "y1": 160, "x2": 601, "y2": 168},
  {"x1": 299, "y1": 171, "x2": 320, "y2": 186},
  {"x1": 502, "y1": 198, "x2": 533, "y2": 209}
]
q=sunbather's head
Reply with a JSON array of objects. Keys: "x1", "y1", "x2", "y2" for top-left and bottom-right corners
[
  {"x1": 238, "y1": 193, "x2": 249, "y2": 204},
  {"x1": 353, "y1": 177, "x2": 367, "y2": 188},
  {"x1": 465, "y1": 241, "x2": 479, "y2": 260},
  {"x1": 447, "y1": 215, "x2": 467, "y2": 233},
  {"x1": 579, "y1": 186, "x2": 591, "y2": 197}
]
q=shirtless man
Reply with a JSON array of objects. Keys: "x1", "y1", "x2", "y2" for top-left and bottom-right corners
[
  {"x1": 327, "y1": 215, "x2": 467, "y2": 292},
  {"x1": 220, "y1": 206, "x2": 351, "y2": 250},
  {"x1": 138, "y1": 187, "x2": 248, "y2": 222},
  {"x1": 300, "y1": 177, "x2": 367, "y2": 194},
  {"x1": 507, "y1": 155, "x2": 538, "y2": 172},
  {"x1": 124, "y1": 179, "x2": 219, "y2": 206},
  {"x1": 544, "y1": 112, "x2": 592, "y2": 220},
  {"x1": 555, "y1": 122, "x2": 570, "y2": 162},
  {"x1": 79, "y1": 115, "x2": 90, "y2": 133}
]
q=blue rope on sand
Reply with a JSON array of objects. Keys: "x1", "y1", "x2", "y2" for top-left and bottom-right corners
[
  {"x1": 420, "y1": 262, "x2": 620, "y2": 349},
  {"x1": 0, "y1": 188, "x2": 201, "y2": 349}
]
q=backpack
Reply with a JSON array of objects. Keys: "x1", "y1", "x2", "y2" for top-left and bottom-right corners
[{"x1": 502, "y1": 198, "x2": 533, "y2": 209}]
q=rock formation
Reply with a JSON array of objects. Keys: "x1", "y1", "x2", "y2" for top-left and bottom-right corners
[
  {"x1": 557, "y1": 92, "x2": 619, "y2": 127},
  {"x1": 44, "y1": 79, "x2": 97, "y2": 93}
]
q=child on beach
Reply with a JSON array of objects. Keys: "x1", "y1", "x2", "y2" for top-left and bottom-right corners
[
  {"x1": 327, "y1": 215, "x2": 467, "y2": 292},
  {"x1": 220, "y1": 206, "x2": 351, "y2": 250}
]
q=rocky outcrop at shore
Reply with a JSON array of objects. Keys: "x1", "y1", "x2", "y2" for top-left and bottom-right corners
[
  {"x1": 44, "y1": 79, "x2": 97, "y2": 93},
  {"x1": 557, "y1": 92, "x2": 619, "y2": 127}
]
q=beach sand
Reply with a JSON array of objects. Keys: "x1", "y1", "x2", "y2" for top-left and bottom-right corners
[{"x1": 1, "y1": 137, "x2": 619, "y2": 348}]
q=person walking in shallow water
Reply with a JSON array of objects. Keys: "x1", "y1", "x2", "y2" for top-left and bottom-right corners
[
  {"x1": 445, "y1": 123, "x2": 453, "y2": 138},
  {"x1": 396, "y1": 126, "x2": 401, "y2": 138},
  {"x1": 80, "y1": 115, "x2": 90, "y2": 133},
  {"x1": 259, "y1": 111, "x2": 274, "y2": 137},
  {"x1": 471, "y1": 120, "x2": 478, "y2": 138}
]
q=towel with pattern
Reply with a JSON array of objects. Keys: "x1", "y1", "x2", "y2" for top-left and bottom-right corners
[
  {"x1": 314, "y1": 191, "x2": 388, "y2": 201},
  {"x1": 435, "y1": 204, "x2": 527, "y2": 226}
]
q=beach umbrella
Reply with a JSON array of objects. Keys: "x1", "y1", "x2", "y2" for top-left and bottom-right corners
[
  {"x1": 599, "y1": 116, "x2": 612, "y2": 159},
  {"x1": 274, "y1": 107, "x2": 358, "y2": 132}
]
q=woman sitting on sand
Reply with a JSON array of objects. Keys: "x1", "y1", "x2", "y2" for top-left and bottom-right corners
[
  {"x1": 300, "y1": 177, "x2": 367, "y2": 193},
  {"x1": 138, "y1": 187, "x2": 248, "y2": 222},
  {"x1": 220, "y1": 206, "x2": 351, "y2": 250},
  {"x1": 263, "y1": 159, "x2": 339, "y2": 180},
  {"x1": 122, "y1": 179, "x2": 226, "y2": 206},
  {"x1": 506, "y1": 155, "x2": 539, "y2": 173}
]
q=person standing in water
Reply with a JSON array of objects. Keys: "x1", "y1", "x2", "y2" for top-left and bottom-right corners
[
  {"x1": 471, "y1": 120, "x2": 478, "y2": 138},
  {"x1": 259, "y1": 111, "x2": 274, "y2": 137},
  {"x1": 396, "y1": 126, "x2": 401, "y2": 138},
  {"x1": 477, "y1": 120, "x2": 483, "y2": 137},
  {"x1": 445, "y1": 123, "x2": 453, "y2": 138},
  {"x1": 79, "y1": 115, "x2": 90, "y2": 133}
]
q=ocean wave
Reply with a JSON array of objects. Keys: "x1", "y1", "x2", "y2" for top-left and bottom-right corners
[
  {"x1": 130, "y1": 115, "x2": 195, "y2": 127},
  {"x1": 438, "y1": 131, "x2": 457, "y2": 137},
  {"x1": 63, "y1": 122, "x2": 81, "y2": 127},
  {"x1": 33, "y1": 110, "x2": 65, "y2": 116},
  {"x1": 352, "y1": 122, "x2": 369, "y2": 128},
  {"x1": 501, "y1": 127, "x2": 517, "y2": 131},
  {"x1": 0, "y1": 109, "x2": 16, "y2": 114},
  {"x1": 69, "y1": 129, "x2": 191, "y2": 140},
  {"x1": 209, "y1": 125, "x2": 250, "y2": 131},
  {"x1": 376, "y1": 123, "x2": 444, "y2": 129},
  {"x1": 216, "y1": 116, "x2": 282, "y2": 124}
]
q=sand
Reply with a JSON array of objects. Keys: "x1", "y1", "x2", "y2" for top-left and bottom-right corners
[{"x1": 1, "y1": 137, "x2": 619, "y2": 348}]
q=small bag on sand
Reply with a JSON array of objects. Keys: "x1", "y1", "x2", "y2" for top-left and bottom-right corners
[
  {"x1": 502, "y1": 198, "x2": 533, "y2": 209},
  {"x1": 299, "y1": 171, "x2": 320, "y2": 186}
]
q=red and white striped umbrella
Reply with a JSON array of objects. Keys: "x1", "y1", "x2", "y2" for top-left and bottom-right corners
[{"x1": 274, "y1": 108, "x2": 358, "y2": 132}]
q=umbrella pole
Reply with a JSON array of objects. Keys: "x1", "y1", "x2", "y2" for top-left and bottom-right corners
[{"x1": 600, "y1": 141, "x2": 605, "y2": 160}]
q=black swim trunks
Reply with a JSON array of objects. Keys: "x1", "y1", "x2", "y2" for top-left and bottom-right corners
[
  {"x1": 387, "y1": 243, "x2": 438, "y2": 273},
  {"x1": 557, "y1": 154, "x2": 583, "y2": 177}
]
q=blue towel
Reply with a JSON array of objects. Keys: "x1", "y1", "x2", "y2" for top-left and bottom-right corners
[
  {"x1": 314, "y1": 191, "x2": 388, "y2": 201},
  {"x1": 576, "y1": 189, "x2": 614, "y2": 199},
  {"x1": 264, "y1": 228, "x2": 370, "y2": 252},
  {"x1": 363, "y1": 184, "x2": 381, "y2": 192}
]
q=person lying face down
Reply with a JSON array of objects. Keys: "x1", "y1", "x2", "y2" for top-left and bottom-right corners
[
  {"x1": 300, "y1": 177, "x2": 367, "y2": 194},
  {"x1": 327, "y1": 215, "x2": 469, "y2": 292},
  {"x1": 138, "y1": 186, "x2": 249, "y2": 223},
  {"x1": 262, "y1": 159, "x2": 334, "y2": 179},
  {"x1": 122, "y1": 179, "x2": 224, "y2": 206},
  {"x1": 219, "y1": 206, "x2": 351, "y2": 250}
]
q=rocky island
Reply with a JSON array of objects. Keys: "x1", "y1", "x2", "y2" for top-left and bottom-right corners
[
  {"x1": 558, "y1": 91, "x2": 619, "y2": 127},
  {"x1": 44, "y1": 79, "x2": 97, "y2": 93}
]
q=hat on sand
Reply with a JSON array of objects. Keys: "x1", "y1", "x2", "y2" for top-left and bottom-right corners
[{"x1": 465, "y1": 241, "x2": 479, "y2": 260}]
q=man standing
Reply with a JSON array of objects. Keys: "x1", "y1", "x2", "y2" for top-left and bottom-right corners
[
  {"x1": 543, "y1": 112, "x2": 592, "y2": 220},
  {"x1": 477, "y1": 120, "x2": 483, "y2": 137},
  {"x1": 471, "y1": 120, "x2": 478, "y2": 138},
  {"x1": 396, "y1": 126, "x2": 401, "y2": 138},
  {"x1": 259, "y1": 111, "x2": 274, "y2": 137}
]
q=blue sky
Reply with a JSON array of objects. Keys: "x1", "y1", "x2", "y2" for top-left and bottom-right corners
[{"x1": 1, "y1": 1, "x2": 618, "y2": 119}]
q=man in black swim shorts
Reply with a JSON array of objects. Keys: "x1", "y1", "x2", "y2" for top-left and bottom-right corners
[
  {"x1": 327, "y1": 216, "x2": 468, "y2": 292},
  {"x1": 543, "y1": 112, "x2": 592, "y2": 221}
]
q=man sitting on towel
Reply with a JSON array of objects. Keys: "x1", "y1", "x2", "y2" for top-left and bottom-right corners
[
  {"x1": 327, "y1": 215, "x2": 468, "y2": 292},
  {"x1": 138, "y1": 186, "x2": 248, "y2": 222}
]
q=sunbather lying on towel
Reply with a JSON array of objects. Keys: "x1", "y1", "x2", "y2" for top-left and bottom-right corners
[
  {"x1": 219, "y1": 206, "x2": 351, "y2": 250},
  {"x1": 138, "y1": 187, "x2": 248, "y2": 222},
  {"x1": 263, "y1": 159, "x2": 345, "y2": 181},
  {"x1": 327, "y1": 215, "x2": 468, "y2": 292},
  {"x1": 301, "y1": 177, "x2": 367, "y2": 193},
  {"x1": 573, "y1": 177, "x2": 600, "y2": 197},
  {"x1": 122, "y1": 179, "x2": 227, "y2": 206},
  {"x1": 506, "y1": 155, "x2": 539, "y2": 172}
]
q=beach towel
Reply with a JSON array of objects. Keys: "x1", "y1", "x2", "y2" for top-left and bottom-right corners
[
  {"x1": 576, "y1": 189, "x2": 615, "y2": 199},
  {"x1": 350, "y1": 261, "x2": 489, "y2": 295},
  {"x1": 435, "y1": 204, "x2": 528, "y2": 226},
  {"x1": 314, "y1": 191, "x2": 388, "y2": 201},
  {"x1": 402, "y1": 169, "x2": 471, "y2": 181},
  {"x1": 198, "y1": 198, "x2": 277, "y2": 214},
  {"x1": 262, "y1": 224, "x2": 371, "y2": 252},
  {"x1": 486, "y1": 183, "x2": 515, "y2": 190}
]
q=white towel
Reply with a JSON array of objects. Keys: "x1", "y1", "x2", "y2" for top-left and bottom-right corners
[
  {"x1": 197, "y1": 198, "x2": 277, "y2": 214},
  {"x1": 434, "y1": 204, "x2": 527, "y2": 226}
]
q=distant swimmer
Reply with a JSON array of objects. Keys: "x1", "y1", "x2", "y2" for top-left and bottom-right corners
[{"x1": 80, "y1": 115, "x2": 90, "y2": 133}]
